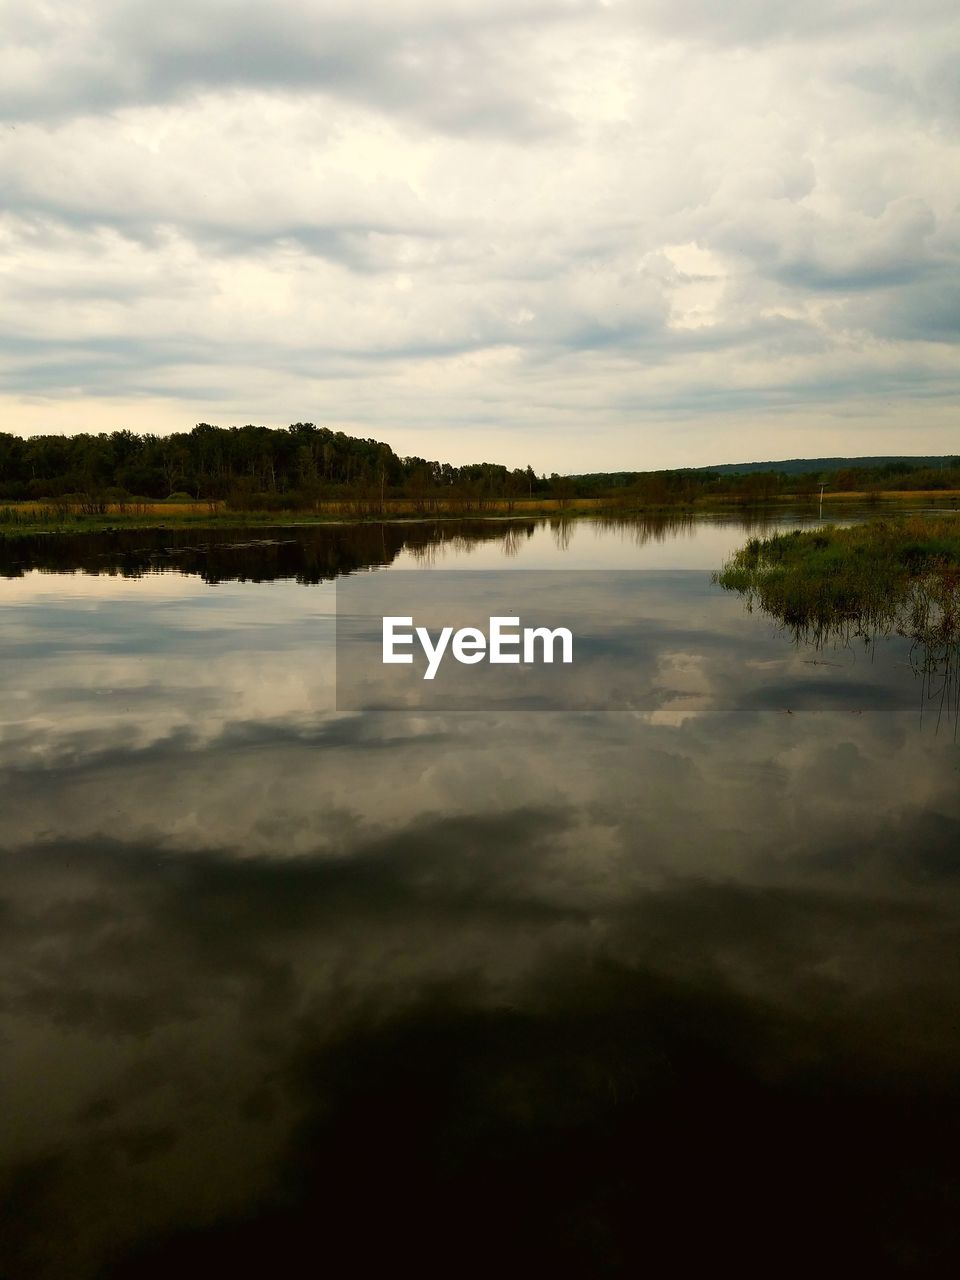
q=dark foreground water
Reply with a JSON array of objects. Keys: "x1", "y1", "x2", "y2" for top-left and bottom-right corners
[{"x1": 1, "y1": 512, "x2": 959, "y2": 1277}]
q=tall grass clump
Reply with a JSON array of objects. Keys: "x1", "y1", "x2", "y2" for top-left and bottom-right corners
[
  {"x1": 715, "y1": 517, "x2": 960, "y2": 726},
  {"x1": 0, "y1": 503, "x2": 74, "y2": 530},
  {"x1": 715, "y1": 517, "x2": 960, "y2": 643}
]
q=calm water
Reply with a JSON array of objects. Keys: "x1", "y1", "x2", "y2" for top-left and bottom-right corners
[{"x1": 1, "y1": 512, "x2": 959, "y2": 1277}]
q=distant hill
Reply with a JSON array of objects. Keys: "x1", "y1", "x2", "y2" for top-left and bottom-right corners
[
  {"x1": 568, "y1": 455, "x2": 960, "y2": 497},
  {"x1": 695, "y1": 456, "x2": 958, "y2": 476}
]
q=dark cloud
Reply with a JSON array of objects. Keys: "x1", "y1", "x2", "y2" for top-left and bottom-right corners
[{"x1": 0, "y1": 0, "x2": 581, "y2": 135}]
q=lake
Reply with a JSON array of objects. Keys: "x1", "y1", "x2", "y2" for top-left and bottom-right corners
[{"x1": 2, "y1": 510, "x2": 959, "y2": 1276}]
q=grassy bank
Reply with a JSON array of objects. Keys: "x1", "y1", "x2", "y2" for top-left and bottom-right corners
[
  {"x1": 2, "y1": 488, "x2": 959, "y2": 536},
  {"x1": 1, "y1": 496, "x2": 603, "y2": 532}
]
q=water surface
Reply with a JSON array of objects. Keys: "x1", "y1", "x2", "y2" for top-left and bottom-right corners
[{"x1": 1, "y1": 512, "x2": 959, "y2": 1276}]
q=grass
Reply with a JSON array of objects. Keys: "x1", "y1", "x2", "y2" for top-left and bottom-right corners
[
  {"x1": 714, "y1": 516, "x2": 960, "y2": 651},
  {"x1": 0, "y1": 497, "x2": 600, "y2": 535},
  {"x1": 0, "y1": 502, "x2": 223, "y2": 534},
  {"x1": 0, "y1": 481, "x2": 957, "y2": 537},
  {"x1": 2, "y1": 485, "x2": 958, "y2": 538}
]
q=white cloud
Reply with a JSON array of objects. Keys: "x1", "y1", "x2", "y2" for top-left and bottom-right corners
[{"x1": 0, "y1": 0, "x2": 957, "y2": 467}]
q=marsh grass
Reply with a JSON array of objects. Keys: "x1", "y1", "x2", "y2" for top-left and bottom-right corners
[
  {"x1": 716, "y1": 517, "x2": 960, "y2": 632},
  {"x1": 715, "y1": 516, "x2": 960, "y2": 728},
  {"x1": 0, "y1": 503, "x2": 73, "y2": 528}
]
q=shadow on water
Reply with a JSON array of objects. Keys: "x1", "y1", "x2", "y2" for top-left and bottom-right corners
[
  {"x1": 0, "y1": 510, "x2": 803, "y2": 582},
  {"x1": 0, "y1": 519, "x2": 542, "y2": 582},
  {"x1": 101, "y1": 966, "x2": 960, "y2": 1278},
  {"x1": 5, "y1": 833, "x2": 960, "y2": 1279}
]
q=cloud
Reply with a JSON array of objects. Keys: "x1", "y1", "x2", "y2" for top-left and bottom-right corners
[
  {"x1": 0, "y1": 0, "x2": 958, "y2": 466},
  {"x1": 0, "y1": 0, "x2": 583, "y2": 131}
]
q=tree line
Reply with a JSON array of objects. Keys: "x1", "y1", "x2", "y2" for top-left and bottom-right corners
[
  {"x1": 0, "y1": 423, "x2": 546, "y2": 509},
  {"x1": 0, "y1": 422, "x2": 957, "y2": 509},
  {"x1": 572, "y1": 458, "x2": 960, "y2": 504}
]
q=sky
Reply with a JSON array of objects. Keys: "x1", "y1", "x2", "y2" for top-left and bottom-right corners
[{"x1": 1, "y1": 0, "x2": 958, "y2": 471}]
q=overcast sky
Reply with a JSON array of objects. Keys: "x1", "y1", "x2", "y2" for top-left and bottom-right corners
[{"x1": 1, "y1": 1, "x2": 958, "y2": 470}]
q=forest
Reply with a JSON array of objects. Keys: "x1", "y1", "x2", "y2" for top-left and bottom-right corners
[
  {"x1": 0, "y1": 423, "x2": 543, "y2": 509},
  {"x1": 0, "y1": 422, "x2": 957, "y2": 510}
]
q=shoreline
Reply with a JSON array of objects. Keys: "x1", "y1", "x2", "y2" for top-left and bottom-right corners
[{"x1": 2, "y1": 490, "x2": 959, "y2": 538}]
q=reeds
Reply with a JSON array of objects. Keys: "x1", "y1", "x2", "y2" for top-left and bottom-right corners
[{"x1": 715, "y1": 518, "x2": 960, "y2": 729}]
